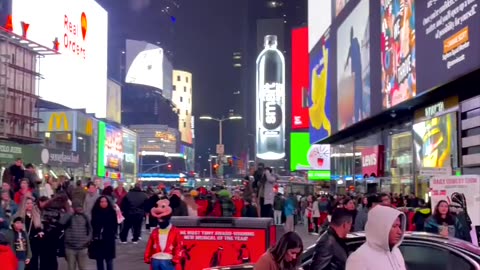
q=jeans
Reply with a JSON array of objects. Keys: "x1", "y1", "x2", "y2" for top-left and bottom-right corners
[
  {"x1": 120, "y1": 214, "x2": 143, "y2": 242},
  {"x1": 274, "y1": 210, "x2": 282, "y2": 225},
  {"x1": 18, "y1": 261, "x2": 25, "y2": 270},
  {"x1": 96, "y1": 258, "x2": 113, "y2": 270},
  {"x1": 65, "y1": 248, "x2": 88, "y2": 270}
]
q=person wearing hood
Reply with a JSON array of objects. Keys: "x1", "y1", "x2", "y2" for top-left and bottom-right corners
[
  {"x1": 346, "y1": 205, "x2": 407, "y2": 270},
  {"x1": 217, "y1": 189, "x2": 235, "y2": 217}
]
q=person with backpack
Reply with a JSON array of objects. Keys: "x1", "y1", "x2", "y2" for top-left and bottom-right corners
[{"x1": 60, "y1": 201, "x2": 92, "y2": 270}]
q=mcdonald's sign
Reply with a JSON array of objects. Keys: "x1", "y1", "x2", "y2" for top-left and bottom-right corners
[
  {"x1": 48, "y1": 112, "x2": 69, "y2": 131},
  {"x1": 85, "y1": 118, "x2": 93, "y2": 136}
]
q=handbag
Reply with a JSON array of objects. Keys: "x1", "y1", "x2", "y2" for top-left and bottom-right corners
[{"x1": 88, "y1": 227, "x2": 103, "y2": 259}]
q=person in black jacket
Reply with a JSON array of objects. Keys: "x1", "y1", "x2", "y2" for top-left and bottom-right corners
[
  {"x1": 310, "y1": 208, "x2": 353, "y2": 270},
  {"x1": 91, "y1": 196, "x2": 117, "y2": 270},
  {"x1": 119, "y1": 183, "x2": 147, "y2": 244}
]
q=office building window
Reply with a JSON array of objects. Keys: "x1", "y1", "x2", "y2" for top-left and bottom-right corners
[
  {"x1": 180, "y1": 96, "x2": 183, "y2": 102},
  {"x1": 177, "y1": 75, "x2": 181, "y2": 81},
  {"x1": 184, "y1": 86, "x2": 187, "y2": 92},
  {"x1": 186, "y1": 77, "x2": 189, "y2": 83},
  {"x1": 173, "y1": 85, "x2": 176, "y2": 91},
  {"x1": 186, "y1": 110, "x2": 189, "y2": 116},
  {"x1": 184, "y1": 122, "x2": 187, "y2": 128}
]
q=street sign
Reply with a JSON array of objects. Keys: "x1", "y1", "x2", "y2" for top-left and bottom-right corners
[
  {"x1": 419, "y1": 167, "x2": 452, "y2": 176},
  {"x1": 216, "y1": 144, "x2": 224, "y2": 155}
]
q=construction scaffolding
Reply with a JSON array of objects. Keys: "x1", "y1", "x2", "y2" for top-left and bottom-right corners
[{"x1": 0, "y1": 27, "x2": 58, "y2": 143}]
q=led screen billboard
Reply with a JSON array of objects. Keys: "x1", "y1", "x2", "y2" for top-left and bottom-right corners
[
  {"x1": 11, "y1": 0, "x2": 108, "y2": 118},
  {"x1": 336, "y1": 0, "x2": 370, "y2": 130},
  {"x1": 413, "y1": 112, "x2": 457, "y2": 169},
  {"x1": 125, "y1": 39, "x2": 165, "y2": 91},
  {"x1": 107, "y1": 79, "x2": 121, "y2": 124},
  {"x1": 291, "y1": 27, "x2": 310, "y2": 130},
  {"x1": 308, "y1": 0, "x2": 331, "y2": 52},
  {"x1": 381, "y1": 0, "x2": 416, "y2": 108},
  {"x1": 333, "y1": 0, "x2": 351, "y2": 17},
  {"x1": 309, "y1": 31, "x2": 332, "y2": 144},
  {"x1": 105, "y1": 125, "x2": 123, "y2": 170},
  {"x1": 290, "y1": 132, "x2": 331, "y2": 172}
]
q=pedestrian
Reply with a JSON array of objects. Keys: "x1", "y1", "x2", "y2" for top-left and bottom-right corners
[
  {"x1": 71, "y1": 180, "x2": 86, "y2": 208},
  {"x1": 101, "y1": 186, "x2": 115, "y2": 203},
  {"x1": 0, "y1": 232, "x2": 18, "y2": 270},
  {"x1": 353, "y1": 194, "x2": 379, "y2": 232},
  {"x1": 259, "y1": 167, "x2": 275, "y2": 218},
  {"x1": 14, "y1": 197, "x2": 43, "y2": 270},
  {"x1": 344, "y1": 197, "x2": 357, "y2": 231},
  {"x1": 424, "y1": 200, "x2": 470, "y2": 241},
  {"x1": 23, "y1": 164, "x2": 40, "y2": 195},
  {"x1": 14, "y1": 179, "x2": 33, "y2": 205},
  {"x1": 5, "y1": 216, "x2": 31, "y2": 270},
  {"x1": 120, "y1": 183, "x2": 147, "y2": 244},
  {"x1": 284, "y1": 194, "x2": 296, "y2": 232},
  {"x1": 60, "y1": 201, "x2": 92, "y2": 270},
  {"x1": 113, "y1": 183, "x2": 127, "y2": 207},
  {"x1": 312, "y1": 196, "x2": 321, "y2": 234},
  {"x1": 346, "y1": 205, "x2": 406, "y2": 270},
  {"x1": 311, "y1": 208, "x2": 352, "y2": 270},
  {"x1": 273, "y1": 192, "x2": 284, "y2": 225},
  {"x1": 232, "y1": 190, "x2": 244, "y2": 218},
  {"x1": 90, "y1": 196, "x2": 117, "y2": 270},
  {"x1": 254, "y1": 231, "x2": 303, "y2": 270},
  {"x1": 0, "y1": 190, "x2": 18, "y2": 229},
  {"x1": 83, "y1": 182, "x2": 100, "y2": 220},
  {"x1": 183, "y1": 193, "x2": 198, "y2": 216},
  {"x1": 8, "y1": 158, "x2": 25, "y2": 192},
  {"x1": 170, "y1": 189, "x2": 188, "y2": 216},
  {"x1": 2, "y1": 182, "x2": 15, "y2": 200},
  {"x1": 217, "y1": 189, "x2": 235, "y2": 217}
]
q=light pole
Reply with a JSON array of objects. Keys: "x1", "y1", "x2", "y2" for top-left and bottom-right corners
[{"x1": 199, "y1": 115, "x2": 242, "y2": 177}]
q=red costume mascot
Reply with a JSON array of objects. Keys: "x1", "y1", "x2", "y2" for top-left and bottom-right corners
[{"x1": 144, "y1": 196, "x2": 183, "y2": 270}]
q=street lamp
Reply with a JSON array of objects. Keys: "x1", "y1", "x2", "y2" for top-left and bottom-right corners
[{"x1": 199, "y1": 115, "x2": 242, "y2": 145}]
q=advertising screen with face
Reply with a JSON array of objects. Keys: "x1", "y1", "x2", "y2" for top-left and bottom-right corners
[
  {"x1": 125, "y1": 39, "x2": 165, "y2": 91},
  {"x1": 413, "y1": 113, "x2": 457, "y2": 169},
  {"x1": 11, "y1": 0, "x2": 108, "y2": 118},
  {"x1": 336, "y1": 0, "x2": 371, "y2": 130},
  {"x1": 381, "y1": 0, "x2": 416, "y2": 108},
  {"x1": 105, "y1": 125, "x2": 123, "y2": 170}
]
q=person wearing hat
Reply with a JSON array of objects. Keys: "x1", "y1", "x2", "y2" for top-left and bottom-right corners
[
  {"x1": 4, "y1": 216, "x2": 31, "y2": 270},
  {"x1": 0, "y1": 232, "x2": 17, "y2": 270}
]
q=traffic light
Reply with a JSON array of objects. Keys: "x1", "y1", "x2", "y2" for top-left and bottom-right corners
[
  {"x1": 213, "y1": 163, "x2": 219, "y2": 174},
  {"x1": 228, "y1": 157, "x2": 233, "y2": 167},
  {"x1": 167, "y1": 163, "x2": 172, "y2": 171}
]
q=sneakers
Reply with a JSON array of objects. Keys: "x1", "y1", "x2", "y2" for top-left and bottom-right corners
[
  {"x1": 120, "y1": 241, "x2": 127, "y2": 244},
  {"x1": 132, "y1": 241, "x2": 138, "y2": 244}
]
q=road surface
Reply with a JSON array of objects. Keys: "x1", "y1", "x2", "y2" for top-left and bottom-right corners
[{"x1": 58, "y1": 224, "x2": 317, "y2": 270}]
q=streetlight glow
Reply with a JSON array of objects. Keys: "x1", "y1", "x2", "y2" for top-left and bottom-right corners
[
  {"x1": 199, "y1": 115, "x2": 213, "y2": 120},
  {"x1": 228, "y1": 115, "x2": 242, "y2": 120}
]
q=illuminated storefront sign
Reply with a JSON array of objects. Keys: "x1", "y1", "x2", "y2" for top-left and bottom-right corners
[
  {"x1": 48, "y1": 112, "x2": 70, "y2": 131},
  {"x1": 155, "y1": 131, "x2": 176, "y2": 141},
  {"x1": 361, "y1": 146, "x2": 385, "y2": 178},
  {"x1": 256, "y1": 35, "x2": 285, "y2": 161}
]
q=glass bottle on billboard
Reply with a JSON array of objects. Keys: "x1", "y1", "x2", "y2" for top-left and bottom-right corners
[{"x1": 256, "y1": 35, "x2": 285, "y2": 160}]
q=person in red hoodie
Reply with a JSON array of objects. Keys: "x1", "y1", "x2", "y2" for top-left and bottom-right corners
[
  {"x1": 0, "y1": 232, "x2": 17, "y2": 270},
  {"x1": 232, "y1": 190, "x2": 244, "y2": 218},
  {"x1": 195, "y1": 187, "x2": 209, "y2": 217},
  {"x1": 113, "y1": 182, "x2": 128, "y2": 206},
  {"x1": 14, "y1": 179, "x2": 33, "y2": 205}
]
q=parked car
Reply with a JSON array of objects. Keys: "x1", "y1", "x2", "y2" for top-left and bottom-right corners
[{"x1": 204, "y1": 232, "x2": 480, "y2": 270}]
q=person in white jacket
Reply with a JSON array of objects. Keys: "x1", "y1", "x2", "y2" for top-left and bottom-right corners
[{"x1": 346, "y1": 205, "x2": 407, "y2": 270}]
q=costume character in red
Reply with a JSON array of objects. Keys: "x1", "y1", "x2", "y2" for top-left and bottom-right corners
[{"x1": 144, "y1": 196, "x2": 183, "y2": 269}]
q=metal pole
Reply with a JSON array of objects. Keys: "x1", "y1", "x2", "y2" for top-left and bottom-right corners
[
  {"x1": 209, "y1": 155, "x2": 213, "y2": 178},
  {"x1": 219, "y1": 120, "x2": 223, "y2": 145}
]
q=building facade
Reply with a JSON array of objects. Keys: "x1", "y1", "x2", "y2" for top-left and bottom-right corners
[{"x1": 172, "y1": 70, "x2": 193, "y2": 145}]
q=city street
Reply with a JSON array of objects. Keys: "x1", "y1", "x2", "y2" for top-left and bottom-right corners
[{"x1": 58, "y1": 224, "x2": 318, "y2": 270}]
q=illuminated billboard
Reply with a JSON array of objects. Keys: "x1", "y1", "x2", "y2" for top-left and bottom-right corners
[
  {"x1": 105, "y1": 125, "x2": 123, "y2": 170},
  {"x1": 172, "y1": 70, "x2": 193, "y2": 144},
  {"x1": 11, "y1": 0, "x2": 108, "y2": 118},
  {"x1": 308, "y1": 0, "x2": 331, "y2": 52},
  {"x1": 107, "y1": 79, "x2": 121, "y2": 124},
  {"x1": 256, "y1": 35, "x2": 285, "y2": 161},
  {"x1": 125, "y1": 39, "x2": 165, "y2": 92},
  {"x1": 290, "y1": 132, "x2": 331, "y2": 172},
  {"x1": 291, "y1": 27, "x2": 310, "y2": 130},
  {"x1": 381, "y1": 0, "x2": 416, "y2": 108},
  {"x1": 336, "y1": 0, "x2": 370, "y2": 130}
]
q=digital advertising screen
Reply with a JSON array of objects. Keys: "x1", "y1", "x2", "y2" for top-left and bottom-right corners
[
  {"x1": 291, "y1": 27, "x2": 310, "y2": 130},
  {"x1": 11, "y1": 0, "x2": 108, "y2": 118},
  {"x1": 309, "y1": 31, "x2": 333, "y2": 144},
  {"x1": 416, "y1": 0, "x2": 480, "y2": 94},
  {"x1": 333, "y1": 0, "x2": 351, "y2": 17},
  {"x1": 413, "y1": 113, "x2": 457, "y2": 169},
  {"x1": 107, "y1": 79, "x2": 121, "y2": 124},
  {"x1": 336, "y1": 0, "x2": 371, "y2": 130},
  {"x1": 381, "y1": 0, "x2": 416, "y2": 108},
  {"x1": 125, "y1": 39, "x2": 165, "y2": 91},
  {"x1": 177, "y1": 227, "x2": 267, "y2": 269},
  {"x1": 105, "y1": 125, "x2": 123, "y2": 170},
  {"x1": 308, "y1": 0, "x2": 332, "y2": 52},
  {"x1": 290, "y1": 132, "x2": 331, "y2": 173}
]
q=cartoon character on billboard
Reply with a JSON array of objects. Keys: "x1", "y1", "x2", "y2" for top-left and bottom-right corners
[
  {"x1": 309, "y1": 40, "x2": 331, "y2": 136},
  {"x1": 144, "y1": 197, "x2": 183, "y2": 270},
  {"x1": 209, "y1": 246, "x2": 224, "y2": 267},
  {"x1": 421, "y1": 114, "x2": 452, "y2": 168},
  {"x1": 237, "y1": 244, "x2": 251, "y2": 264}
]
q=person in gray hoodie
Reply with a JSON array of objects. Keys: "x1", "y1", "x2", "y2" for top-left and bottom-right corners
[
  {"x1": 83, "y1": 182, "x2": 99, "y2": 220},
  {"x1": 60, "y1": 201, "x2": 92, "y2": 270}
]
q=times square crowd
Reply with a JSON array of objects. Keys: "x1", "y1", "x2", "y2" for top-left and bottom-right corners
[{"x1": 0, "y1": 160, "x2": 474, "y2": 270}]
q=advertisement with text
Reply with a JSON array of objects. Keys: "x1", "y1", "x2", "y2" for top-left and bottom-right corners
[
  {"x1": 381, "y1": 0, "x2": 417, "y2": 108},
  {"x1": 105, "y1": 125, "x2": 123, "y2": 170},
  {"x1": 337, "y1": 0, "x2": 371, "y2": 130},
  {"x1": 416, "y1": 0, "x2": 480, "y2": 93},
  {"x1": 178, "y1": 227, "x2": 266, "y2": 269},
  {"x1": 413, "y1": 112, "x2": 457, "y2": 169},
  {"x1": 309, "y1": 31, "x2": 332, "y2": 144},
  {"x1": 10, "y1": 0, "x2": 108, "y2": 118},
  {"x1": 291, "y1": 27, "x2": 310, "y2": 130}
]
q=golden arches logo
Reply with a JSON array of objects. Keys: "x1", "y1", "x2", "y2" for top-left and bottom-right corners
[
  {"x1": 48, "y1": 113, "x2": 69, "y2": 131},
  {"x1": 85, "y1": 119, "x2": 93, "y2": 136}
]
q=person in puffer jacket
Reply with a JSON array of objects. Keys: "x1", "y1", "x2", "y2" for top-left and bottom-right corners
[{"x1": 346, "y1": 205, "x2": 407, "y2": 270}]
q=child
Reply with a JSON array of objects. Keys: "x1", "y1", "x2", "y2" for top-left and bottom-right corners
[{"x1": 5, "y1": 217, "x2": 31, "y2": 270}]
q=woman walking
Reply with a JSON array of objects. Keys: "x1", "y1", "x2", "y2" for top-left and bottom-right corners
[
  {"x1": 15, "y1": 197, "x2": 43, "y2": 270},
  {"x1": 255, "y1": 231, "x2": 303, "y2": 270},
  {"x1": 90, "y1": 196, "x2": 117, "y2": 270}
]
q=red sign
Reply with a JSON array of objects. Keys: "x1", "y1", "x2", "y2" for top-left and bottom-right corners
[
  {"x1": 178, "y1": 227, "x2": 266, "y2": 270},
  {"x1": 361, "y1": 145, "x2": 385, "y2": 178},
  {"x1": 291, "y1": 27, "x2": 309, "y2": 130}
]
